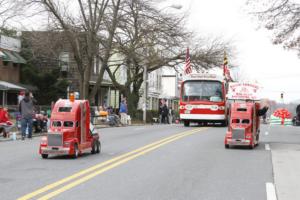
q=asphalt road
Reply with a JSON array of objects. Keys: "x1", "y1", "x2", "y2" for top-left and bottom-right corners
[{"x1": 0, "y1": 124, "x2": 283, "y2": 200}]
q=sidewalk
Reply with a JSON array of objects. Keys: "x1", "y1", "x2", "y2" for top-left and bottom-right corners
[
  {"x1": 0, "y1": 123, "x2": 147, "y2": 142},
  {"x1": 0, "y1": 131, "x2": 47, "y2": 142},
  {"x1": 271, "y1": 143, "x2": 300, "y2": 200}
]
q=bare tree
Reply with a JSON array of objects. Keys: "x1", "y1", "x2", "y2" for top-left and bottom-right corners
[
  {"x1": 104, "y1": 0, "x2": 232, "y2": 114},
  {"x1": 0, "y1": 0, "x2": 26, "y2": 29},
  {"x1": 247, "y1": 0, "x2": 300, "y2": 53},
  {"x1": 26, "y1": 0, "x2": 121, "y2": 100}
]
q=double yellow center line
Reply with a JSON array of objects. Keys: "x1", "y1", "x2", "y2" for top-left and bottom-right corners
[{"x1": 18, "y1": 128, "x2": 206, "y2": 200}]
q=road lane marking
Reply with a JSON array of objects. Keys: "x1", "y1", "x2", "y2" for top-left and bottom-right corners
[
  {"x1": 265, "y1": 144, "x2": 271, "y2": 151},
  {"x1": 18, "y1": 128, "x2": 205, "y2": 200},
  {"x1": 37, "y1": 129, "x2": 205, "y2": 200},
  {"x1": 266, "y1": 182, "x2": 277, "y2": 200}
]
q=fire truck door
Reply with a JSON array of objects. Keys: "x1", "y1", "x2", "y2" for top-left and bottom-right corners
[{"x1": 80, "y1": 102, "x2": 87, "y2": 143}]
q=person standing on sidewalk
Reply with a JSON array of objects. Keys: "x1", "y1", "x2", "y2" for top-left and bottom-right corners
[
  {"x1": 119, "y1": 99, "x2": 128, "y2": 125},
  {"x1": 19, "y1": 91, "x2": 35, "y2": 140}
]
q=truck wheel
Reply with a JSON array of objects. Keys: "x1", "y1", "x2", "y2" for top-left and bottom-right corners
[
  {"x1": 225, "y1": 144, "x2": 229, "y2": 149},
  {"x1": 42, "y1": 154, "x2": 48, "y2": 159},
  {"x1": 249, "y1": 143, "x2": 255, "y2": 149},
  {"x1": 72, "y1": 144, "x2": 79, "y2": 159},
  {"x1": 96, "y1": 141, "x2": 101, "y2": 154},
  {"x1": 222, "y1": 120, "x2": 228, "y2": 127},
  {"x1": 184, "y1": 121, "x2": 190, "y2": 127},
  {"x1": 255, "y1": 134, "x2": 260, "y2": 146},
  {"x1": 91, "y1": 141, "x2": 96, "y2": 154}
]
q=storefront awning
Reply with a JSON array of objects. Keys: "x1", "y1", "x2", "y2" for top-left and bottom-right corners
[
  {"x1": 0, "y1": 81, "x2": 26, "y2": 91},
  {"x1": 0, "y1": 50, "x2": 26, "y2": 64}
]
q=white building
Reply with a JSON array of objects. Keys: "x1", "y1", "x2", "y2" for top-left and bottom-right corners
[{"x1": 138, "y1": 66, "x2": 181, "y2": 111}]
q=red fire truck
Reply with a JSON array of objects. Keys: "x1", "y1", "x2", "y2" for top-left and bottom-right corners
[
  {"x1": 179, "y1": 73, "x2": 228, "y2": 126},
  {"x1": 39, "y1": 99, "x2": 100, "y2": 159}
]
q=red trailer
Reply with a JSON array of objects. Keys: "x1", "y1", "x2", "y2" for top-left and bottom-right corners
[
  {"x1": 39, "y1": 99, "x2": 100, "y2": 159},
  {"x1": 224, "y1": 101, "x2": 260, "y2": 149}
]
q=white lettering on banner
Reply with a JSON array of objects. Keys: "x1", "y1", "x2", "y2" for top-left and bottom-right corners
[{"x1": 227, "y1": 82, "x2": 261, "y2": 100}]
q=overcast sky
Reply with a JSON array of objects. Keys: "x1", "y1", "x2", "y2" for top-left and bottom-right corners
[
  {"x1": 11, "y1": 0, "x2": 300, "y2": 102},
  {"x1": 166, "y1": 0, "x2": 300, "y2": 103}
]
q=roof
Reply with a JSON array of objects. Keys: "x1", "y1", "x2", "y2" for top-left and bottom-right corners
[
  {"x1": 14, "y1": 83, "x2": 38, "y2": 91},
  {"x1": 0, "y1": 81, "x2": 26, "y2": 91},
  {"x1": 0, "y1": 50, "x2": 26, "y2": 64}
]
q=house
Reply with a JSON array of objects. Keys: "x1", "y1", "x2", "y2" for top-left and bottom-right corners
[
  {"x1": 21, "y1": 31, "x2": 120, "y2": 107},
  {"x1": 0, "y1": 35, "x2": 27, "y2": 106}
]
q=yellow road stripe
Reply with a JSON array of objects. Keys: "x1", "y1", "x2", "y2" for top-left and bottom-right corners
[
  {"x1": 18, "y1": 128, "x2": 203, "y2": 200},
  {"x1": 38, "y1": 128, "x2": 206, "y2": 200}
]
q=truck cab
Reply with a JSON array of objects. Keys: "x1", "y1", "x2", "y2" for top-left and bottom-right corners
[{"x1": 39, "y1": 99, "x2": 100, "y2": 159}]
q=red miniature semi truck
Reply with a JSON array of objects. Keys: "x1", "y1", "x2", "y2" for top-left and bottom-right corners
[
  {"x1": 39, "y1": 99, "x2": 100, "y2": 159},
  {"x1": 224, "y1": 102, "x2": 260, "y2": 149},
  {"x1": 224, "y1": 83, "x2": 262, "y2": 149}
]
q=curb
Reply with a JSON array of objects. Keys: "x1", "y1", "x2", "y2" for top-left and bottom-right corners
[
  {"x1": 0, "y1": 124, "x2": 149, "y2": 142},
  {"x1": 0, "y1": 132, "x2": 47, "y2": 142}
]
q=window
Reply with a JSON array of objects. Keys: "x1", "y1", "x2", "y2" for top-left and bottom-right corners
[
  {"x1": 64, "y1": 121, "x2": 74, "y2": 127},
  {"x1": 59, "y1": 52, "x2": 69, "y2": 72},
  {"x1": 182, "y1": 81, "x2": 223, "y2": 102},
  {"x1": 232, "y1": 119, "x2": 240, "y2": 123},
  {"x1": 58, "y1": 107, "x2": 72, "y2": 112},
  {"x1": 52, "y1": 121, "x2": 62, "y2": 127},
  {"x1": 242, "y1": 119, "x2": 250, "y2": 124}
]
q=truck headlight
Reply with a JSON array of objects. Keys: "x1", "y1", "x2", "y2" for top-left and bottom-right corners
[
  {"x1": 64, "y1": 141, "x2": 71, "y2": 146},
  {"x1": 40, "y1": 137, "x2": 47, "y2": 145}
]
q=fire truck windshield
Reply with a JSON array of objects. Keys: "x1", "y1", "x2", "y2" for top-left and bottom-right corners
[{"x1": 182, "y1": 81, "x2": 223, "y2": 102}]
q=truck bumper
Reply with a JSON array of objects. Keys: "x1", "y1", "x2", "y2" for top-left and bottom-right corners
[
  {"x1": 40, "y1": 147, "x2": 70, "y2": 155},
  {"x1": 226, "y1": 139, "x2": 251, "y2": 146},
  {"x1": 180, "y1": 114, "x2": 226, "y2": 120}
]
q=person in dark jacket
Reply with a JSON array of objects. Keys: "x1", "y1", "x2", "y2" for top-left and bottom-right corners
[
  {"x1": 161, "y1": 104, "x2": 169, "y2": 124},
  {"x1": 257, "y1": 106, "x2": 269, "y2": 117},
  {"x1": 19, "y1": 92, "x2": 35, "y2": 140}
]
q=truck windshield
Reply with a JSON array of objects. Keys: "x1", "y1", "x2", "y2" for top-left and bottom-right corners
[
  {"x1": 64, "y1": 121, "x2": 74, "y2": 127},
  {"x1": 182, "y1": 81, "x2": 223, "y2": 102},
  {"x1": 58, "y1": 107, "x2": 72, "y2": 112},
  {"x1": 52, "y1": 121, "x2": 62, "y2": 127}
]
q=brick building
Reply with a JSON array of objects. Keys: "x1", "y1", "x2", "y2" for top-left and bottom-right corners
[{"x1": 0, "y1": 35, "x2": 27, "y2": 106}]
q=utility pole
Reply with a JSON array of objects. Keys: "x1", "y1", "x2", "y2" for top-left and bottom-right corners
[{"x1": 143, "y1": 65, "x2": 147, "y2": 123}]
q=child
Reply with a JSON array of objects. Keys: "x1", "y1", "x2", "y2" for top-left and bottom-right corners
[{"x1": 0, "y1": 106, "x2": 14, "y2": 138}]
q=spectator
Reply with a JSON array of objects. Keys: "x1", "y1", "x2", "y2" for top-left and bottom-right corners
[
  {"x1": 161, "y1": 104, "x2": 169, "y2": 124},
  {"x1": 90, "y1": 103, "x2": 96, "y2": 125},
  {"x1": 18, "y1": 91, "x2": 25, "y2": 105},
  {"x1": 19, "y1": 91, "x2": 35, "y2": 140},
  {"x1": 33, "y1": 111, "x2": 48, "y2": 133},
  {"x1": 168, "y1": 107, "x2": 174, "y2": 124},
  {"x1": 0, "y1": 106, "x2": 14, "y2": 138},
  {"x1": 119, "y1": 99, "x2": 128, "y2": 125}
]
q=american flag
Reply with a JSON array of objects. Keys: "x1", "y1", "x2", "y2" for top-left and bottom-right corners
[{"x1": 184, "y1": 47, "x2": 192, "y2": 75}]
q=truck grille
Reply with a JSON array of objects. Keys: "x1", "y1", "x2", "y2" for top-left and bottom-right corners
[
  {"x1": 232, "y1": 128, "x2": 245, "y2": 140},
  {"x1": 48, "y1": 133, "x2": 62, "y2": 146}
]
